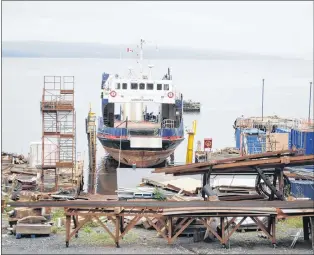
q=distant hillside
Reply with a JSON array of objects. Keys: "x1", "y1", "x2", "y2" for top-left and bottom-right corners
[{"x1": 2, "y1": 41, "x2": 293, "y2": 60}]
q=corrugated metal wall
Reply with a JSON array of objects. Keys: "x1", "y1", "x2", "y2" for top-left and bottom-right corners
[
  {"x1": 290, "y1": 129, "x2": 314, "y2": 155},
  {"x1": 244, "y1": 134, "x2": 266, "y2": 154},
  {"x1": 290, "y1": 180, "x2": 314, "y2": 200}
]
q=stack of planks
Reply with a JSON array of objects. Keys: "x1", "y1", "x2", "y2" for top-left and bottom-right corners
[{"x1": 153, "y1": 149, "x2": 314, "y2": 176}]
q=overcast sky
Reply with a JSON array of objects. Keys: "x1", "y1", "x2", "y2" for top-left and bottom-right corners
[{"x1": 2, "y1": 1, "x2": 313, "y2": 59}]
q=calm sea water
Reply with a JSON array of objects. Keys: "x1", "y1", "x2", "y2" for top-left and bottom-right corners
[{"x1": 2, "y1": 58, "x2": 313, "y2": 193}]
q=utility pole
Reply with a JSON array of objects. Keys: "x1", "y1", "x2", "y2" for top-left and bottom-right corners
[
  {"x1": 262, "y1": 79, "x2": 265, "y2": 121},
  {"x1": 308, "y1": 81, "x2": 313, "y2": 123}
]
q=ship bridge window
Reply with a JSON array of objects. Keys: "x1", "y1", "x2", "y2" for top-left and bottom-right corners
[
  {"x1": 131, "y1": 83, "x2": 138, "y2": 90},
  {"x1": 139, "y1": 83, "x2": 145, "y2": 90},
  {"x1": 147, "y1": 83, "x2": 154, "y2": 90},
  {"x1": 115, "y1": 83, "x2": 121, "y2": 89},
  {"x1": 157, "y1": 84, "x2": 162, "y2": 90},
  {"x1": 122, "y1": 83, "x2": 128, "y2": 89},
  {"x1": 164, "y1": 84, "x2": 169, "y2": 90}
]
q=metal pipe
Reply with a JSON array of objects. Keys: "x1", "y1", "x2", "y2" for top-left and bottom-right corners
[
  {"x1": 262, "y1": 79, "x2": 265, "y2": 121},
  {"x1": 7, "y1": 200, "x2": 314, "y2": 209},
  {"x1": 308, "y1": 81, "x2": 312, "y2": 123}
]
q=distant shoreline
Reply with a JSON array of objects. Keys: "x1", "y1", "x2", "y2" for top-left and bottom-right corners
[{"x1": 3, "y1": 41, "x2": 311, "y2": 61}]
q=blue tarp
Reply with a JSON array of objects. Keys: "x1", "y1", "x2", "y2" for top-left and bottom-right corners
[{"x1": 290, "y1": 180, "x2": 314, "y2": 200}]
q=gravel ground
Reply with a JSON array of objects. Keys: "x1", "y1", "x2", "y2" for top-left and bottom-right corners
[{"x1": 2, "y1": 217, "x2": 313, "y2": 254}]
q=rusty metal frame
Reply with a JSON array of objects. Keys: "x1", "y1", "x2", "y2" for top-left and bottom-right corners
[
  {"x1": 63, "y1": 206, "x2": 283, "y2": 248},
  {"x1": 41, "y1": 76, "x2": 76, "y2": 192}
]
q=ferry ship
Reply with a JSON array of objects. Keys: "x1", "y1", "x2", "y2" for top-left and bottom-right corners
[{"x1": 97, "y1": 40, "x2": 184, "y2": 168}]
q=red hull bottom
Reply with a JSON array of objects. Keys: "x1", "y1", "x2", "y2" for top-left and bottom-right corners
[{"x1": 103, "y1": 146, "x2": 175, "y2": 168}]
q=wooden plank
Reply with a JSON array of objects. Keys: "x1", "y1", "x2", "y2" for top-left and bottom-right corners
[
  {"x1": 156, "y1": 155, "x2": 314, "y2": 175},
  {"x1": 15, "y1": 223, "x2": 51, "y2": 235},
  {"x1": 154, "y1": 149, "x2": 299, "y2": 173}
]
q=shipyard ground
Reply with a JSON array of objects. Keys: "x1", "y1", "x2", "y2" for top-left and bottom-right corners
[{"x1": 2, "y1": 215, "x2": 313, "y2": 254}]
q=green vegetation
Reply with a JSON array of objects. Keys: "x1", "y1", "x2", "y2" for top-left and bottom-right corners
[
  {"x1": 79, "y1": 230, "x2": 138, "y2": 246},
  {"x1": 84, "y1": 220, "x2": 100, "y2": 228},
  {"x1": 153, "y1": 187, "x2": 166, "y2": 201},
  {"x1": 281, "y1": 217, "x2": 303, "y2": 228},
  {"x1": 52, "y1": 209, "x2": 65, "y2": 221},
  {"x1": 83, "y1": 226, "x2": 92, "y2": 233},
  {"x1": 277, "y1": 216, "x2": 303, "y2": 233}
]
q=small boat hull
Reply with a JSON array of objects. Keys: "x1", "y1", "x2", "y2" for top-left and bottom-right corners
[
  {"x1": 98, "y1": 136, "x2": 184, "y2": 168},
  {"x1": 102, "y1": 146, "x2": 176, "y2": 168}
]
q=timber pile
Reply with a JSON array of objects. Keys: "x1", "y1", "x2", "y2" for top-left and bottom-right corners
[{"x1": 153, "y1": 149, "x2": 314, "y2": 176}]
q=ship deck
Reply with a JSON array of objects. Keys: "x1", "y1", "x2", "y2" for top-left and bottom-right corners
[{"x1": 114, "y1": 121, "x2": 161, "y2": 129}]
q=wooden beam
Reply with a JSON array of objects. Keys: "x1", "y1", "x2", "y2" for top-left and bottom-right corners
[
  {"x1": 69, "y1": 216, "x2": 91, "y2": 240},
  {"x1": 146, "y1": 216, "x2": 168, "y2": 241},
  {"x1": 169, "y1": 218, "x2": 194, "y2": 244},
  {"x1": 93, "y1": 216, "x2": 116, "y2": 242},
  {"x1": 119, "y1": 215, "x2": 141, "y2": 239},
  {"x1": 251, "y1": 216, "x2": 272, "y2": 240},
  {"x1": 200, "y1": 218, "x2": 223, "y2": 243},
  {"x1": 225, "y1": 217, "x2": 247, "y2": 241}
]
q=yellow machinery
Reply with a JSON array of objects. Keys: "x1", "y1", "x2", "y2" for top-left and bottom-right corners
[
  {"x1": 186, "y1": 120, "x2": 197, "y2": 164},
  {"x1": 86, "y1": 104, "x2": 97, "y2": 194}
]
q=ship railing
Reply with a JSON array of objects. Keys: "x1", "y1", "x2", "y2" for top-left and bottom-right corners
[{"x1": 162, "y1": 119, "x2": 175, "y2": 129}]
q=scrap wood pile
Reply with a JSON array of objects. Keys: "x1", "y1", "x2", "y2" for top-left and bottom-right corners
[{"x1": 153, "y1": 149, "x2": 314, "y2": 176}]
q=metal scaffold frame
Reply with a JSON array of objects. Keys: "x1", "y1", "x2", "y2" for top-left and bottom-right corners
[{"x1": 40, "y1": 76, "x2": 76, "y2": 191}]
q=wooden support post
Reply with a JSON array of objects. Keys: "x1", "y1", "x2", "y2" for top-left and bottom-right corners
[
  {"x1": 267, "y1": 216, "x2": 272, "y2": 233},
  {"x1": 55, "y1": 168, "x2": 58, "y2": 192},
  {"x1": 115, "y1": 216, "x2": 120, "y2": 248},
  {"x1": 65, "y1": 215, "x2": 71, "y2": 247},
  {"x1": 303, "y1": 217, "x2": 310, "y2": 241},
  {"x1": 278, "y1": 168, "x2": 284, "y2": 197},
  {"x1": 270, "y1": 216, "x2": 276, "y2": 246},
  {"x1": 310, "y1": 217, "x2": 314, "y2": 250},
  {"x1": 270, "y1": 171, "x2": 278, "y2": 200},
  {"x1": 221, "y1": 217, "x2": 226, "y2": 247},
  {"x1": 41, "y1": 169, "x2": 44, "y2": 192},
  {"x1": 202, "y1": 173, "x2": 207, "y2": 199},
  {"x1": 167, "y1": 217, "x2": 173, "y2": 244},
  {"x1": 120, "y1": 216, "x2": 124, "y2": 235},
  {"x1": 72, "y1": 215, "x2": 78, "y2": 238}
]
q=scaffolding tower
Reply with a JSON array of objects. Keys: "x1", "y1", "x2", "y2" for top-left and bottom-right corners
[
  {"x1": 86, "y1": 105, "x2": 97, "y2": 194},
  {"x1": 40, "y1": 76, "x2": 76, "y2": 192}
]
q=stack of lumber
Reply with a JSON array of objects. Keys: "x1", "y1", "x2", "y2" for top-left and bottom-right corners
[
  {"x1": 13, "y1": 216, "x2": 52, "y2": 237},
  {"x1": 153, "y1": 149, "x2": 314, "y2": 176}
]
